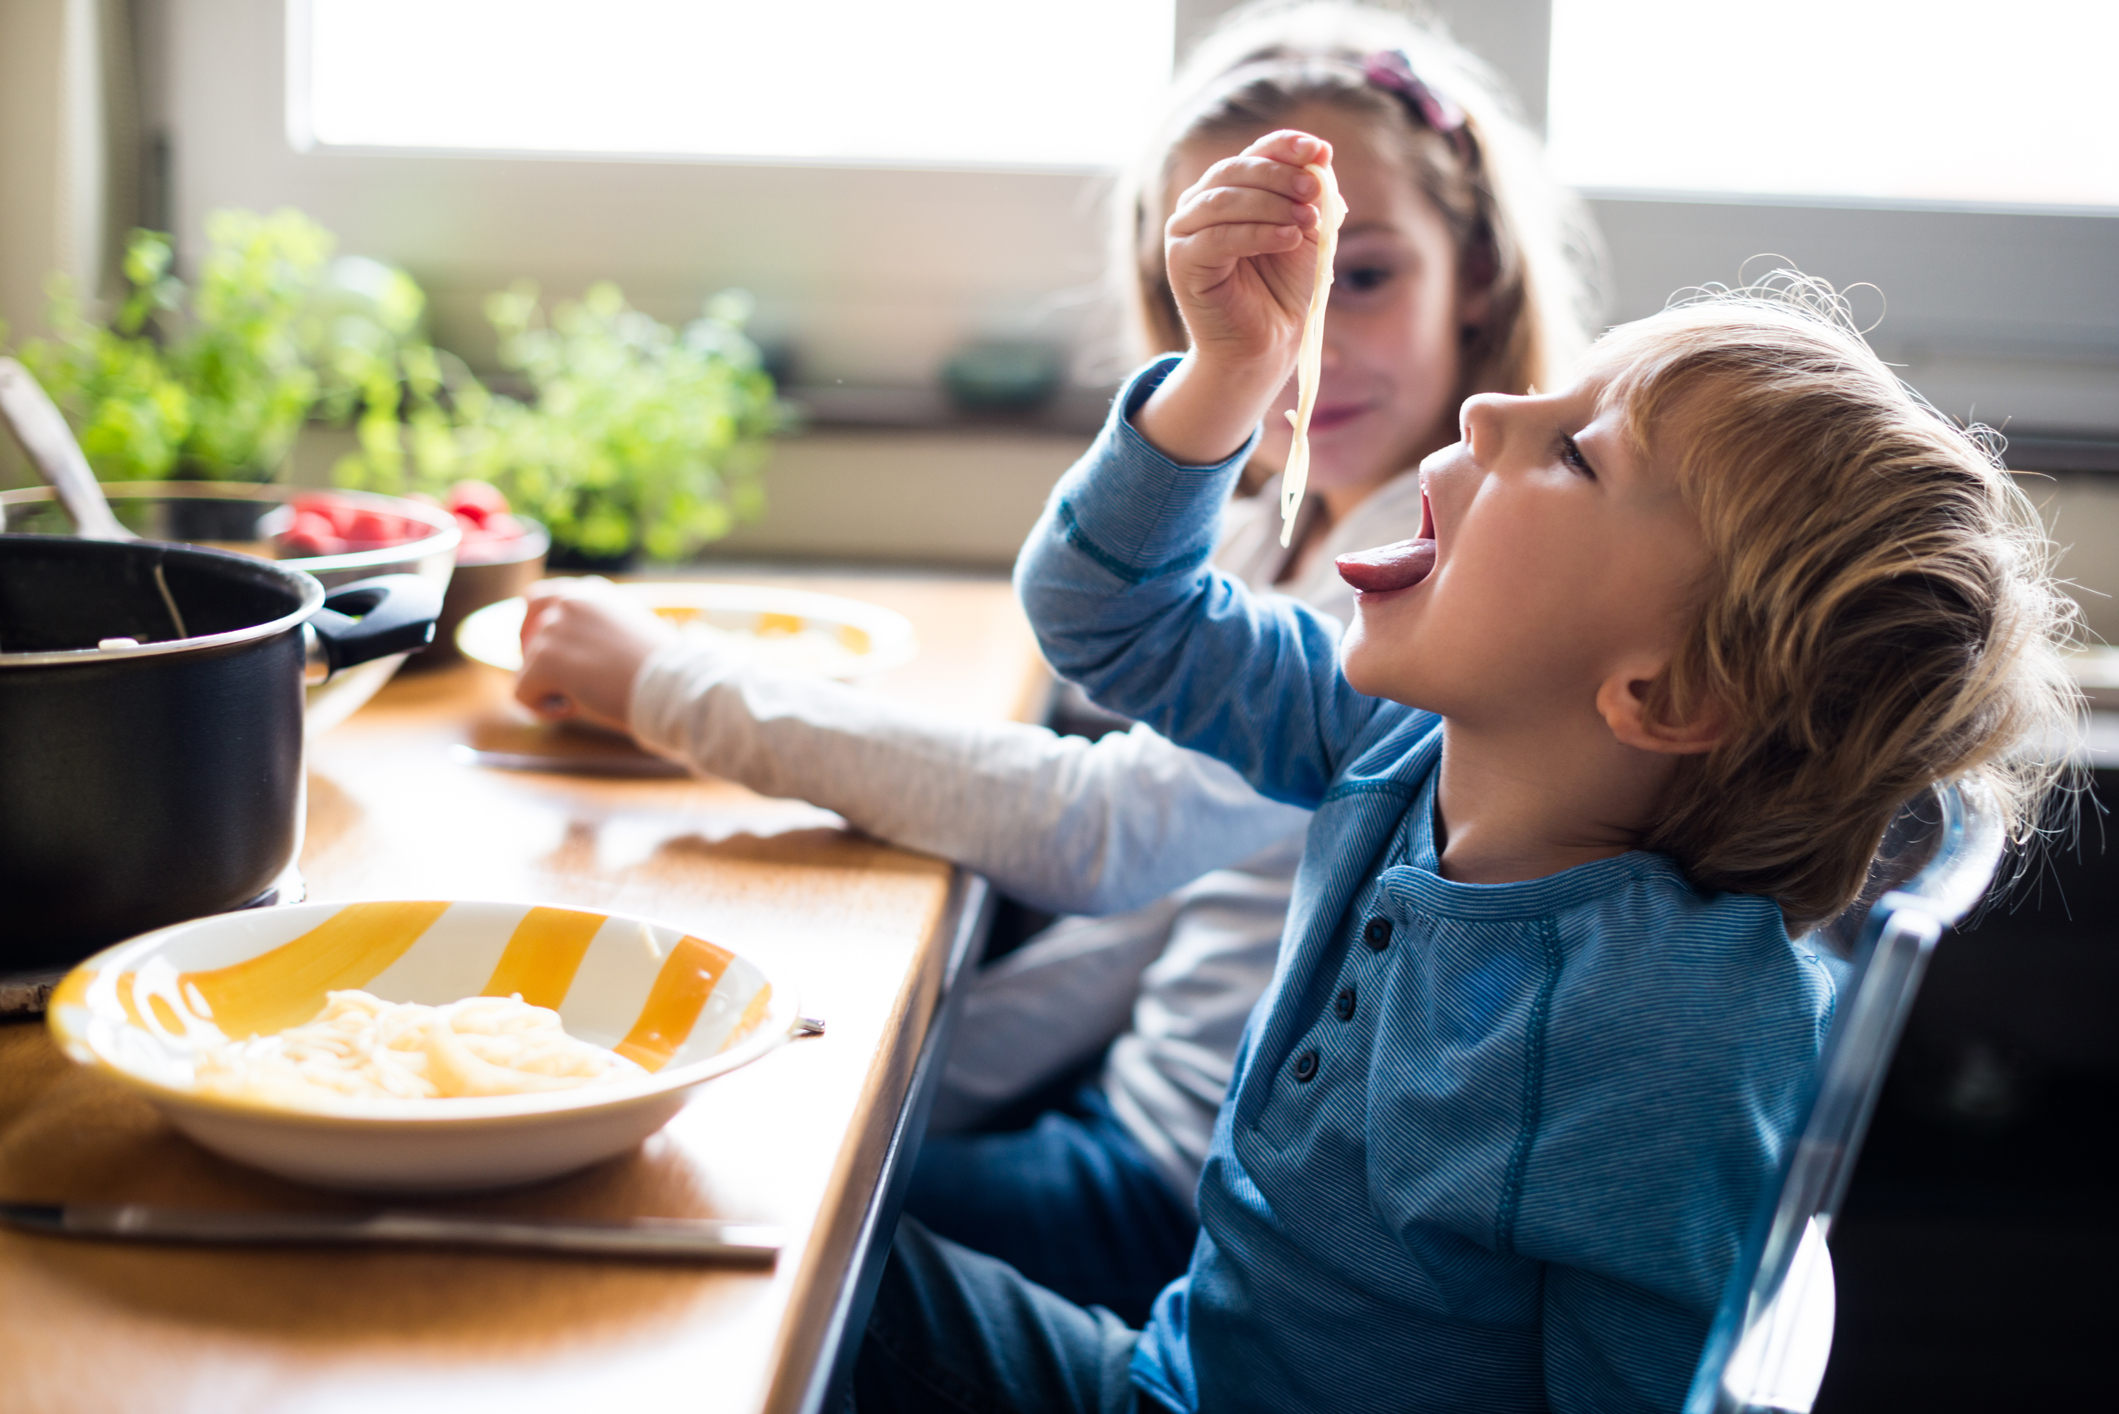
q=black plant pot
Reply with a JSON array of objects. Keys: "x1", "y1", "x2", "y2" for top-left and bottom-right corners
[{"x1": 544, "y1": 544, "x2": 640, "y2": 575}]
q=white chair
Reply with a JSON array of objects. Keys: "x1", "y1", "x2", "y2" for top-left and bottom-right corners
[{"x1": 1685, "y1": 781, "x2": 2008, "y2": 1413}]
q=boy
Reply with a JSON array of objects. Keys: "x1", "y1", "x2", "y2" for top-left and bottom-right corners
[{"x1": 845, "y1": 131, "x2": 2073, "y2": 1413}]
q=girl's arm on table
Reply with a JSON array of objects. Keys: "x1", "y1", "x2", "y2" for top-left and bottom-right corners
[
  {"x1": 1014, "y1": 356, "x2": 1386, "y2": 809},
  {"x1": 627, "y1": 640, "x2": 1308, "y2": 916}
]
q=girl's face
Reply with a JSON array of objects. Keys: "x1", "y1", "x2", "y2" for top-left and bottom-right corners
[
  {"x1": 1338, "y1": 362, "x2": 1709, "y2": 730},
  {"x1": 1169, "y1": 102, "x2": 1480, "y2": 506}
]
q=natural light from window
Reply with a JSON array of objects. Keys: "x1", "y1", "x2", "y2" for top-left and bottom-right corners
[
  {"x1": 1546, "y1": 0, "x2": 2119, "y2": 209},
  {"x1": 299, "y1": 0, "x2": 1175, "y2": 169}
]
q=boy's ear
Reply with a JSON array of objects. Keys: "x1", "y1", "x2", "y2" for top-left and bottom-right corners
[{"x1": 1596, "y1": 668, "x2": 1725, "y2": 756}]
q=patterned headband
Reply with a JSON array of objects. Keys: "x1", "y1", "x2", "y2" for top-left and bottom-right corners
[{"x1": 1362, "y1": 49, "x2": 1475, "y2": 164}]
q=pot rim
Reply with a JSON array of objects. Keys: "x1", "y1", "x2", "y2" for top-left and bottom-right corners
[{"x1": 0, "y1": 534, "x2": 326, "y2": 668}]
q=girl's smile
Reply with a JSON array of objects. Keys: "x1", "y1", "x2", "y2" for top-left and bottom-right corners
[{"x1": 1304, "y1": 400, "x2": 1375, "y2": 433}]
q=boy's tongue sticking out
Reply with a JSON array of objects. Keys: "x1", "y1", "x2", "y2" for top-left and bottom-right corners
[
  {"x1": 1335, "y1": 492, "x2": 1436, "y2": 592},
  {"x1": 1335, "y1": 539, "x2": 1435, "y2": 592}
]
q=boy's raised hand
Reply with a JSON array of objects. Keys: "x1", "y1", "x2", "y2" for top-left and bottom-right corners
[
  {"x1": 1166, "y1": 131, "x2": 1329, "y2": 364},
  {"x1": 1140, "y1": 130, "x2": 1330, "y2": 466}
]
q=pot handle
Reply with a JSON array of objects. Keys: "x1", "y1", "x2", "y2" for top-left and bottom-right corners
[{"x1": 304, "y1": 575, "x2": 442, "y2": 679}]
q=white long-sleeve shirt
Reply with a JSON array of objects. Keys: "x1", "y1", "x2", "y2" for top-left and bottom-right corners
[{"x1": 628, "y1": 470, "x2": 1429, "y2": 1201}]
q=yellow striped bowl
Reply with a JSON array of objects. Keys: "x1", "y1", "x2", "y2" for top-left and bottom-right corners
[{"x1": 45, "y1": 900, "x2": 799, "y2": 1192}]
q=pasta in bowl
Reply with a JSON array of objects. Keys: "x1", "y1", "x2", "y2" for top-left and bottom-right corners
[{"x1": 45, "y1": 900, "x2": 801, "y2": 1192}]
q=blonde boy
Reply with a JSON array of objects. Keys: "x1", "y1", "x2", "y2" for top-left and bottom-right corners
[{"x1": 968, "y1": 132, "x2": 2077, "y2": 1413}]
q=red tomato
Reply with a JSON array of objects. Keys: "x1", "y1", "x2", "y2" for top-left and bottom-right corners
[
  {"x1": 346, "y1": 509, "x2": 402, "y2": 545},
  {"x1": 281, "y1": 511, "x2": 345, "y2": 558},
  {"x1": 445, "y1": 480, "x2": 509, "y2": 526},
  {"x1": 288, "y1": 494, "x2": 346, "y2": 534}
]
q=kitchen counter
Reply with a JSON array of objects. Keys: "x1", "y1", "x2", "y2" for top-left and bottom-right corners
[{"x1": 0, "y1": 569, "x2": 1049, "y2": 1414}]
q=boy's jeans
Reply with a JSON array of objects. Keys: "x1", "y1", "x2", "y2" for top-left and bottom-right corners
[
  {"x1": 903, "y1": 1083, "x2": 1197, "y2": 1326},
  {"x1": 848, "y1": 1218, "x2": 1162, "y2": 1414}
]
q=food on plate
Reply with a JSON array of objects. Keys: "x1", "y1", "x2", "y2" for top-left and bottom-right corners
[
  {"x1": 661, "y1": 611, "x2": 878, "y2": 676},
  {"x1": 192, "y1": 989, "x2": 645, "y2": 1107},
  {"x1": 1279, "y1": 157, "x2": 1349, "y2": 548}
]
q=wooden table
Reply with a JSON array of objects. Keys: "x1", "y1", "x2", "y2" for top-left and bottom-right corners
[{"x1": 0, "y1": 570, "x2": 1049, "y2": 1414}]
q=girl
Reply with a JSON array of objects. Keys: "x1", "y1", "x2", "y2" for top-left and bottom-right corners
[{"x1": 514, "y1": 0, "x2": 1597, "y2": 1324}]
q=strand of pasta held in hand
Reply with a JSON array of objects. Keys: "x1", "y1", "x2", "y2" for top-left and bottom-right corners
[{"x1": 1280, "y1": 158, "x2": 1348, "y2": 548}]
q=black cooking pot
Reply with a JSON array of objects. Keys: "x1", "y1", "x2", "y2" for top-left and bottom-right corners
[{"x1": 0, "y1": 535, "x2": 439, "y2": 967}]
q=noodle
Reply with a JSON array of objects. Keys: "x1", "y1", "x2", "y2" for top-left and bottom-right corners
[
  {"x1": 193, "y1": 990, "x2": 645, "y2": 1108},
  {"x1": 1280, "y1": 160, "x2": 1349, "y2": 549}
]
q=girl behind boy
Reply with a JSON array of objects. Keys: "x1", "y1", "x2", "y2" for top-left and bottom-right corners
[
  {"x1": 515, "y1": 0, "x2": 1597, "y2": 1324},
  {"x1": 888, "y1": 125, "x2": 2075, "y2": 1412}
]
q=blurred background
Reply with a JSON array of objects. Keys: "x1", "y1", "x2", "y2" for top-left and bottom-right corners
[
  {"x1": 1, "y1": 1, "x2": 2114, "y2": 1405},
  {"x1": 3, "y1": 0, "x2": 2116, "y2": 583}
]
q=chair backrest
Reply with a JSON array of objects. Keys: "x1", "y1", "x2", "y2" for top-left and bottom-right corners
[{"x1": 1685, "y1": 780, "x2": 2009, "y2": 1414}]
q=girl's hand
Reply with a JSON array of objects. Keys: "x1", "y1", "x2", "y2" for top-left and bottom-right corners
[
  {"x1": 514, "y1": 577, "x2": 677, "y2": 732},
  {"x1": 1138, "y1": 130, "x2": 1331, "y2": 466}
]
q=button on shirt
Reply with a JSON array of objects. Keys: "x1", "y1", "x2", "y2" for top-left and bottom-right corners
[{"x1": 1017, "y1": 358, "x2": 1839, "y2": 1414}]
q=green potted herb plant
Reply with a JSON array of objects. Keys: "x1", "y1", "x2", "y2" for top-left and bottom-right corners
[
  {"x1": 13, "y1": 209, "x2": 417, "y2": 482},
  {"x1": 441, "y1": 282, "x2": 779, "y2": 569},
  {"x1": 326, "y1": 280, "x2": 779, "y2": 659}
]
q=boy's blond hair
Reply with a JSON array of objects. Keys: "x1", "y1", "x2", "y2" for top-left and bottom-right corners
[
  {"x1": 1110, "y1": 0, "x2": 1602, "y2": 402},
  {"x1": 1603, "y1": 277, "x2": 2082, "y2": 930}
]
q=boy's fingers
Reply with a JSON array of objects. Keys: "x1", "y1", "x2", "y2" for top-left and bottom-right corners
[
  {"x1": 1171, "y1": 222, "x2": 1308, "y2": 270},
  {"x1": 1193, "y1": 154, "x2": 1321, "y2": 202},
  {"x1": 1241, "y1": 129, "x2": 1331, "y2": 170},
  {"x1": 1168, "y1": 186, "x2": 1316, "y2": 238}
]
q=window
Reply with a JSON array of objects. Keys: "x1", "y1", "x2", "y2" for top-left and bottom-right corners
[
  {"x1": 1547, "y1": 0, "x2": 2118, "y2": 209},
  {"x1": 1523, "y1": 0, "x2": 2119, "y2": 442},
  {"x1": 299, "y1": 0, "x2": 1174, "y2": 170}
]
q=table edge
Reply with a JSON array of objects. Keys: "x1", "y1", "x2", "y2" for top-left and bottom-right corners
[{"x1": 773, "y1": 868, "x2": 996, "y2": 1414}]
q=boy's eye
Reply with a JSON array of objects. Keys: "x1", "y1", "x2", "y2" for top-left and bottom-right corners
[
  {"x1": 1559, "y1": 433, "x2": 1598, "y2": 480},
  {"x1": 1340, "y1": 264, "x2": 1394, "y2": 293}
]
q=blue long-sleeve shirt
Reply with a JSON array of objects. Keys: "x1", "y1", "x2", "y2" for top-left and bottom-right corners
[{"x1": 1015, "y1": 358, "x2": 1837, "y2": 1413}]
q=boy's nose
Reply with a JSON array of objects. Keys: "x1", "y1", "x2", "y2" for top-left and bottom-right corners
[{"x1": 1460, "y1": 392, "x2": 1507, "y2": 464}]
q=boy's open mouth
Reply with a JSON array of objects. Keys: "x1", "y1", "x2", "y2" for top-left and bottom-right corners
[{"x1": 1335, "y1": 490, "x2": 1436, "y2": 594}]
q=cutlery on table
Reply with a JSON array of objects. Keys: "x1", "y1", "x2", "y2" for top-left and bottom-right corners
[{"x1": 0, "y1": 1201, "x2": 783, "y2": 1264}]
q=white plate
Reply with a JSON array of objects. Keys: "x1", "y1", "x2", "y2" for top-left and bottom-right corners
[
  {"x1": 457, "y1": 582, "x2": 918, "y2": 680},
  {"x1": 45, "y1": 900, "x2": 800, "y2": 1193}
]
